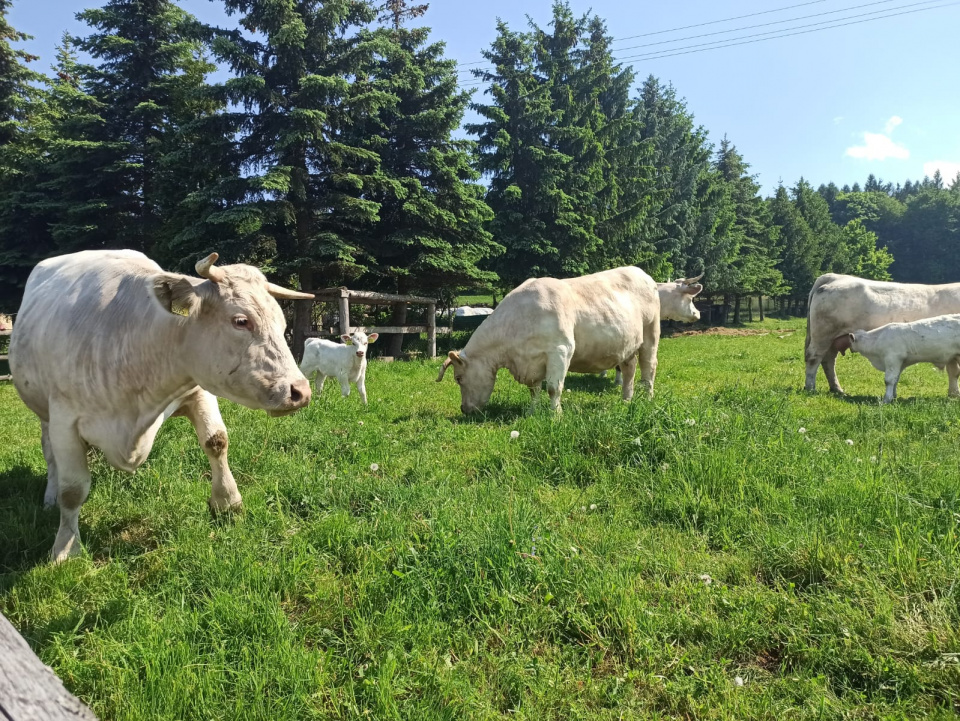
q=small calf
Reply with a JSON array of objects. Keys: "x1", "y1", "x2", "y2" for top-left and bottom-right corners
[
  {"x1": 300, "y1": 330, "x2": 379, "y2": 404},
  {"x1": 836, "y1": 314, "x2": 960, "y2": 403}
]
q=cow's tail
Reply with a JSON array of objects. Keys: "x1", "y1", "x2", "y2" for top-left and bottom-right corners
[{"x1": 805, "y1": 275, "x2": 829, "y2": 360}]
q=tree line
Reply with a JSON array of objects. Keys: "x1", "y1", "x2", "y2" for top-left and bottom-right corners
[{"x1": 1, "y1": 0, "x2": 958, "y2": 345}]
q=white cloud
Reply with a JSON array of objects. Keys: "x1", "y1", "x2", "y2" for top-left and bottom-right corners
[
  {"x1": 833, "y1": 116, "x2": 844, "y2": 125},
  {"x1": 845, "y1": 116, "x2": 910, "y2": 161},
  {"x1": 923, "y1": 160, "x2": 960, "y2": 182},
  {"x1": 846, "y1": 132, "x2": 909, "y2": 161}
]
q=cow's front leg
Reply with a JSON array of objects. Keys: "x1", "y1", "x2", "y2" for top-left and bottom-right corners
[
  {"x1": 614, "y1": 365, "x2": 623, "y2": 387},
  {"x1": 173, "y1": 389, "x2": 241, "y2": 512},
  {"x1": 339, "y1": 375, "x2": 351, "y2": 398},
  {"x1": 947, "y1": 358, "x2": 960, "y2": 398},
  {"x1": 48, "y1": 417, "x2": 91, "y2": 562},
  {"x1": 356, "y1": 375, "x2": 368, "y2": 405},
  {"x1": 882, "y1": 365, "x2": 902, "y2": 404},
  {"x1": 41, "y1": 421, "x2": 59, "y2": 508}
]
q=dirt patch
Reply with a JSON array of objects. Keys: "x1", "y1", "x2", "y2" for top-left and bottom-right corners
[{"x1": 667, "y1": 326, "x2": 798, "y2": 338}]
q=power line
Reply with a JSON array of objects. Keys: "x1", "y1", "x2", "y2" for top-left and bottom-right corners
[
  {"x1": 615, "y1": 0, "x2": 913, "y2": 53},
  {"x1": 457, "y1": 1, "x2": 956, "y2": 87},
  {"x1": 456, "y1": 0, "x2": 920, "y2": 76},
  {"x1": 455, "y1": 0, "x2": 833, "y2": 67}
]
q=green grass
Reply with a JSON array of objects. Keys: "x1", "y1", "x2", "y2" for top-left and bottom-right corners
[{"x1": 1, "y1": 318, "x2": 959, "y2": 720}]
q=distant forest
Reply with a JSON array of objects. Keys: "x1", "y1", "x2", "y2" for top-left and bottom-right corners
[{"x1": 2, "y1": 0, "x2": 958, "y2": 325}]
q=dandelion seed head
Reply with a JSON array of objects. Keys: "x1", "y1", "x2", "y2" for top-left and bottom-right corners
[
  {"x1": 798, "y1": 427, "x2": 807, "y2": 434},
  {"x1": 846, "y1": 439, "x2": 854, "y2": 446},
  {"x1": 589, "y1": 503, "x2": 597, "y2": 510},
  {"x1": 369, "y1": 463, "x2": 379, "y2": 472},
  {"x1": 685, "y1": 418, "x2": 696, "y2": 426},
  {"x1": 510, "y1": 430, "x2": 520, "y2": 439}
]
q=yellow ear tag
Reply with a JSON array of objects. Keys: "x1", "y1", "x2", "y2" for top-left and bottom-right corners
[
  {"x1": 343, "y1": 338, "x2": 352, "y2": 345},
  {"x1": 171, "y1": 302, "x2": 190, "y2": 317}
]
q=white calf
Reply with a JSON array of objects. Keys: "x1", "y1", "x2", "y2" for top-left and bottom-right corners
[
  {"x1": 837, "y1": 314, "x2": 960, "y2": 403},
  {"x1": 300, "y1": 330, "x2": 379, "y2": 404}
]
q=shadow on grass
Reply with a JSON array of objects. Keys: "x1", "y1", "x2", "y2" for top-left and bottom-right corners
[
  {"x1": 453, "y1": 401, "x2": 529, "y2": 424},
  {"x1": 565, "y1": 373, "x2": 619, "y2": 394},
  {"x1": 0, "y1": 464, "x2": 57, "y2": 579}
]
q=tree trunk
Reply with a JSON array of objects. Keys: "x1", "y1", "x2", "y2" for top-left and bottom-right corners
[
  {"x1": 387, "y1": 302, "x2": 407, "y2": 357},
  {"x1": 747, "y1": 295, "x2": 753, "y2": 323},
  {"x1": 292, "y1": 267, "x2": 313, "y2": 361},
  {"x1": 733, "y1": 295, "x2": 742, "y2": 324},
  {"x1": 758, "y1": 294, "x2": 765, "y2": 321}
]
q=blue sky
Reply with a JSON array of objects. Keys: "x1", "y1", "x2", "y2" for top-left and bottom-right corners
[{"x1": 10, "y1": 0, "x2": 960, "y2": 194}]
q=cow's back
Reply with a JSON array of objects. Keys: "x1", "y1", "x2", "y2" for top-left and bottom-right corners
[
  {"x1": 11, "y1": 250, "x2": 169, "y2": 418},
  {"x1": 808, "y1": 274, "x2": 960, "y2": 347}
]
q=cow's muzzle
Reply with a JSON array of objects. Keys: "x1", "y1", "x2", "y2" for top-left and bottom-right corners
[{"x1": 268, "y1": 378, "x2": 312, "y2": 416}]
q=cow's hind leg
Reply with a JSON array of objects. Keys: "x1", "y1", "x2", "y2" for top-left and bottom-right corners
[
  {"x1": 173, "y1": 389, "x2": 242, "y2": 513},
  {"x1": 947, "y1": 358, "x2": 960, "y2": 398},
  {"x1": 526, "y1": 384, "x2": 542, "y2": 415},
  {"x1": 47, "y1": 417, "x2": 91, "y2": 562},
  {"x1": 545, "y1": 350, "x2": 573, "y2": 413},
  {"x1": 614, "y1": 365, "x2": 623, "y2": 387},
  {"x1": 637, "y1": 321, "x2": 660, "y2": 399},
  {"x1": 821, "y1": 349, "x2": 845, "y2": 394},
  {"x1": 41, "y1": 421, "x2": 59, "y2": 508}
]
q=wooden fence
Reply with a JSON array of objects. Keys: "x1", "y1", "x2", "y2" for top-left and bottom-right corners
[{"x1": 297, "y1": 288, "x2": 448, "y2": 359}]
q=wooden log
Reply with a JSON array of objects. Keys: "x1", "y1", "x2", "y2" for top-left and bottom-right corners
[
  {"x1": 305, "y1": 289, "x2": 435, "y2": 305},
  {"x1": 426, "y1": 302, "x2": 437, "y2": 358},
  {"x1": 0, "y1": 612, "x2": 98, "y2": 720},
  {"x1": 303, "y1": 328, "x2": 450, "y2": 339}
]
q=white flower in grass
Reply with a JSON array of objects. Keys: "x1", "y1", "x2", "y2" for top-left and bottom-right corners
[
  {"x1": 870, "y1": 455, "x2": 878, "y2": 463},
  {"x1": 846, "y1": 439, "x2": 855, "y2": 446},
  {"x1": 633, "y1": 437, "x2": 643, "y2": 446},
  {"x1": 660, "y1": 462, "x2": 670, "y2": 471},
  {"x1": 698, "y1": 573, "x2": 713, "y2": 585},
  {"x1": 369, "y1": 463, "x2": 379, "y2": 472},
  {"x1": 798, "y1": 427, "x2": 807, "y2": 434},
  {"x1": 734, "y1": 675, "x2": 745, "y2": 687},
  {"x1": 358, "y1": 420, "x2": 364, "y2": 426},
  {"x1": 684, "y1": 418, "x2": 696, "y2": 426},
  {"x1": 590, "y1": 504, "x2": 597, "y2": 511},
  {"x1": 510, "y1": 430, "x2": 520, "y2": 439}
]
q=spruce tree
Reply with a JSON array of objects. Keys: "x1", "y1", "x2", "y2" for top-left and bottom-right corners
[
  {"x1": 351, "y1": 2, "x2": 500, "y2": 355},
  {"x1": 208, "y1": 0, "x2": 392, "y2": 357}
]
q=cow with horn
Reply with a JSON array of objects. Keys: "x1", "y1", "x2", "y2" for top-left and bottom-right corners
[{"x1": 9, "y1": 249, "x2": 313, "y2": 562}]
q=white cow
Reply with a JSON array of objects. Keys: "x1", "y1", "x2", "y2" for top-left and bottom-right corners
[
  {"x1": 9, "y1": 250, "x2": 313, "y2": 562},
  {"x1": 834, "y1": 315, "x2": 960, "y2": 403},
  {"x1": 300, "y1": 330, "x2": 379, "y2": 404},
  {"x1": 805, "y1": 273, "x2": 960, "y2": 394},
  {"x1": 454, "y1": 306, "x2": 494, "y2": 317},
  {"x1": 603, "y1": 275, "x2": 704, "y2": 384},
  {"x1": 436, "y1": 266, "x2": 661, "y2": 414}
]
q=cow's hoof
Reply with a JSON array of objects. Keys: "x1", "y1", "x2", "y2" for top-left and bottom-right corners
[
  {"x1": 208, "y1": 497, "x2": 243, "y2": 516},
  {"x1": 50, "y1": 540, "x2": 83, "y2": 564},
  {"x1": 828, "y1": 388, "x2": 846, "y2": 396}
]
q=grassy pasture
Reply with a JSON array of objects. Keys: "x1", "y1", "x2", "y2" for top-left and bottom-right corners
[{"x1": 1, "y1": 318, "x2": 959, "y2": 720}]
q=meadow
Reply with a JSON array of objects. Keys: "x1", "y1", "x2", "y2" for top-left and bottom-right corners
[{"x1": 1, "y1": 318, "x2": 959, "y2": 720}]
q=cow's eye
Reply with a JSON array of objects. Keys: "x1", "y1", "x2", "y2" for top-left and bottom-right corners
[{"x1": 232, "y1": 315, "x2": 251, "y2": 331}]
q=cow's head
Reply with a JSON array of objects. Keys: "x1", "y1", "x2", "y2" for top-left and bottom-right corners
[
  {"x1": 834, "y1": 331, "x2": 866, "y2": 356},
  {"x1": 341, "y1": 330, "x2": 378, "y2": 359},
  {"x1": 152, "y1": 253, "x2": 313, "y2": 416},
  {"x1": 436, "y1": 350, "x2": 495, "y2": 414},
  {"x1": 658, "y1": 274, "x2": 703, "y2": 323}
]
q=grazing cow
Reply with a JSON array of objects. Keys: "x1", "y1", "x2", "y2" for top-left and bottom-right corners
[
  {"x1": 454, "y1": 306, "x2": 494, "y2": 317},
  {"x1": 9, "y1": 250, "x2": 313, "y2": 562},
  {"x1": 604, "y1": 275, "x2": 704, "y2": 384},
  {"x1": 436, "y1": 266, "x2": 660, "y2": 413},
  {"x1": 300, "y1": 330, "x2": 379, "y2": 404},
  {"x1": 805, "y1": 273, "x2": 960, "y2": 394},
  {"x1": 835, "y1": 315, "x2": 960, "y2": 403}
]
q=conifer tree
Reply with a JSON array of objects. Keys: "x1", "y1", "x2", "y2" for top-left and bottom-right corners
[{"x1": 207, "y1": 0, "x2": 393, "y2": 357}]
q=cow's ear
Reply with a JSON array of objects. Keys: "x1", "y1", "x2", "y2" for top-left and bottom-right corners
[
  {"x1": 367, "y1": 333, "x2": 379, "y2": 343},
  {"x1": 449, "y1": 350, "x2": 465, "y2": 365},
  {"x1": 685, "y1": 283, "x2": 703, "y2": 297},
  {"x1": 341, "y1": 334, "x2": 353, "y2": 345},
  {"x1": 848, "y1": 333, "x2": 856, "y2": 345},
  {"x1": 153, "y1": 274, "x2": 203, "y2": 318}
]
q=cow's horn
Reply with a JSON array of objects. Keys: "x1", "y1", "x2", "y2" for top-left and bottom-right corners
[
  {"x1": 195, "y1": 253, "x2": 226, "y2": 283},
  {"x1": 684, "y1": 272, "x2": 704, "y2": 284},
  {"x1": 266, "y1": 283, "x2": 314, "y2": 300},
  {"x1": 436, "y1": 356, "x2": 454, "y2": 382}
]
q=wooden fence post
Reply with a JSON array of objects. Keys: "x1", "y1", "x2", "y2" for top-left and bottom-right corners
[
  {"x1": 426, "y1": 301, "x2": 437, "y2": 358},
  {"x1": 338, "y1": 289, "x2": 351, "y2": 336}
]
